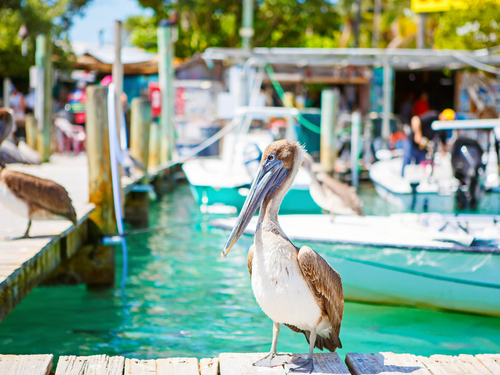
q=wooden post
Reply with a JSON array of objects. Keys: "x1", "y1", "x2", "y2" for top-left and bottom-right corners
[
  {"x1": 2, "y1": 78, "x2": 11, "y2": 108},
  {"x1": 241, "y1": 0, "x2": 254, "y2": 49},
  {"x1": 417, "y1": 13, "x2": 426, "y2": 49},
  {"x1": 85, "y1": 85, "x2": 115, "y2": 286},
  {"x1": 381, "y1": 58, "x2": 394, "y2": 142},
  {"x1": 148, "y1": 121, "x2": 161, "y2": 169},
  {"x1": 35, "y1": 34, "x2": 52, "y2": 162},
  {"x1": 125, "y1": 97, "x2": 152, "y2": 227},
  {"x1": 86, "y1": 86, "x2": 116, "y2": 234},
  {"x1": 130, "y1": 97, "x2": 152, "y2": 180},
  {"x1": 158, "y1": 24, "x2": 175, "y2": 163},
  {"x1": 113, "y1": 20, "x2": 124, "y2": 145},
  {"x1": 25, "y1": 114, "x2": 38, "y2": 150},
  {"x1": 320, "y1": 89, "x2": 339, "y2": 173}
]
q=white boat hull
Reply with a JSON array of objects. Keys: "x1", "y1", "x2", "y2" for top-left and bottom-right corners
[
  {"x1": 373, "y1": 181, "x2": 455, "y2": 212},
  {"x1": 211, "y1": 214, "x2": 500, "y2": 316}
]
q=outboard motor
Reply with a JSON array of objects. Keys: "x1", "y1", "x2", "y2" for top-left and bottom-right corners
[{"x1": 451, "y1": 137, "x2": 485, "y2": 210}]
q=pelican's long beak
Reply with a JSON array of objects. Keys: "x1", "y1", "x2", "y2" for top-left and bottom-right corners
[{"x1": 221, "y1": 159, "x2": 287, "y2": 258}]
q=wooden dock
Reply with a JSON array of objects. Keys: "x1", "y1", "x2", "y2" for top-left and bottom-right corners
[
  {"x1": 1, "y1": 352, "x2": 499, "y2": 375},
  {"x1": 0, "y1": 154, "x2": 144, "y2": 322}
]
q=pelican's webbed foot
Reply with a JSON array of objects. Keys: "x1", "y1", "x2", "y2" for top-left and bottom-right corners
[
  {"x1": 253, "y1": 352, "x2": 292, "y2": 367},
  {"x1": 289, "y1": 357, "x2": 314, "y2": 373}
]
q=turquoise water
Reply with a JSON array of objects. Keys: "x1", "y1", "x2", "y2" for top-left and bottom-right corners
[{"x1": 1, "y1": 184, "x2": 500, "y2": 361}]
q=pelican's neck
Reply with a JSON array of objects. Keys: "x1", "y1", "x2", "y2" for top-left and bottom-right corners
[{"x1": 258, "y1": 169, "x2": 296, "y2": 227}]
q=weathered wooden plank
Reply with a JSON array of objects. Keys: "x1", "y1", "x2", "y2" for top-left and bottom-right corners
[
  {"x1": 346, "y1": 352, "x2": 430, "y2": 375},
  {"x1": 285, "y1": 353, "x2": 349, "y2": 374},
  {"x1": 0, "y1": 354, "x2": 53, "y2": 375},
  {"x1": 125, "y1": 358, "x2": 156, "y2": 374},
  {"x1": 55, "y1": 355, "x2": 87, "y2": 375},
  {"x1": 429, "y1": 354, "x2": 492, "y2": 375},
  {"x1": 219, "y1": 353, "x2": 286, "y2": 375},
  {"x1": 416, "y1": 356, "x2": 453, "y2": 375},
  {"x1": 457, "y1": 355, "x2": 494, "y2": 374},
  {"x1": 157, "y1": 358, "x2": 199, "y2": 375},
  {"x1": 200, "y1": 358, "x2": 218, "y2": 375},
  {"x1": 107, "y1": 356, "x2": 126, "y2": 375},
  {"x1": 475, "y1": 354, "x2": 500, "y2": 374}
]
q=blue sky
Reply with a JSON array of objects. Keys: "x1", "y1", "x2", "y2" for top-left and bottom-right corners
[{"x1": 69, "y1": 0, "x2": 154, "y2": 44}]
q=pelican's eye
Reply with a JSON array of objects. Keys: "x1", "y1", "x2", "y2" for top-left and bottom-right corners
[{"x1": 267, "y1": 154, "x2": 275, "y2": 161}]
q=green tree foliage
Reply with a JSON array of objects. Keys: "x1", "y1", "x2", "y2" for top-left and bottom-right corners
[
  {"x1": 126, "y1": 0, "x2": 500, "y2": 57},
  {"x1": 434, "y1": 0, "x2": 500, "y2": 50},
  {"x1": 125, "y1": 0, "x2": 341, "y2": 58},
  {"x1": 0, "y1": 0, "x2": 92, "y2": 77}
]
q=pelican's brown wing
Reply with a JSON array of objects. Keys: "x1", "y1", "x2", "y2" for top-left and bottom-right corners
[
  {"x1": 247, "y1": 244, "x2": 255, "y2": 278},
  {"x1": 286, "y1": 245, "x2": 344, "y2": 352},
  {"x1": 2, "y1": 169, "x2": 77, "y2": 224}
]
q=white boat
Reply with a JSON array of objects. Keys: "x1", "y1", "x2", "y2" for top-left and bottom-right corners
[
  {"x1": 182, "y1": 131, "x2": 321, "y2": 214},
  {"x1": 371, "y1": 119, "x2": 500, "y2": 211},
  {"x1": 369, "y1": 155, "x2": 459, "y2": 212},
  {"x1": 210, "y1": 213, "x2": 500, "y2": 316}
]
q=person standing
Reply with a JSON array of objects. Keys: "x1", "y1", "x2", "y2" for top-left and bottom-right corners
[
  {"x1": 413, "y1": 92, "x2": 429, "y2": 117},
  {"x1": 402, "y1": 109, "x2": 455, "y2": 176}
]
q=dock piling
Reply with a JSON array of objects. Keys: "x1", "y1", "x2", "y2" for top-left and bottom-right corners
[
  {"x1": 35, "y1": 34, "x2": 52, "y2": 162},
  {"x1": 320, "y1": 89, "x2": 340, "y2": 173},
  {"x1": 126, "y1": 97, "x2": 152, "y2": 227},
  {"x1": 83, "y1": 85, "x2": 116, "y2": 286},
  {"x1": 25, "y1": 114, "x2": 38, "y2": 151},
  {"x1": 158, "y1": 21, "x2": 176, "y2": 164}
]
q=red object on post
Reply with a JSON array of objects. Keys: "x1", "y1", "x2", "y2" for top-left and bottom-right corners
[{"x1": 148, "y1": 82, "x2": 161, "y2": 118}]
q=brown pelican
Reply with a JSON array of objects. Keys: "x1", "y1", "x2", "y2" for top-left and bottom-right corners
[
  {"x1": 302, "y1": 153, "x2": 363, "y2": 216},
  {"x1": 0, "y1": 113, "x2": 77, "y2": 239},
  {"x1": 222, "y1": 140, "x2": 344, "y2": 373}
]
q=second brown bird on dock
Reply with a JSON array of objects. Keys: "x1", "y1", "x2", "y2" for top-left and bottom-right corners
[
  {"x1": 303, "y1": 153, "x2": 364, "y2": 216},
  {"x1": 0, "y1": 112, "x2": 77, "y2": 240}
]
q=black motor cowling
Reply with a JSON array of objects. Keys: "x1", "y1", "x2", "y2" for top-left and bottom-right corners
[{"x1": 451, "y1": 137, "x2": 485, "y2": 210}]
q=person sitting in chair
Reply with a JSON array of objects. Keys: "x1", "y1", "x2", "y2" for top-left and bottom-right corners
[{"x1": 402, "y1": 109, "x2": 455, "y2": 176}]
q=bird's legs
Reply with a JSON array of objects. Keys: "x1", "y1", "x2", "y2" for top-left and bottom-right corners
[
  {"x1": 290, "y1": 328, "x2": 316, "y2": 373},
  {"x1": 253, "y1": 322, "x2": 291, "y2": 367},
  {"x1": 22, "y1": 219, "x2": 31, "y2": 238},
  {"x1": 7, "y1": 219, "x2": 31, "y2": 241}
]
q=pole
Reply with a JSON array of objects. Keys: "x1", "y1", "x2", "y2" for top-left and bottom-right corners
[
  {"x1": 417, "y1": 13, "x2": 426, "y2": 49},
  {"x1": 382, "y1": 58, "x2": 393, "y2": 142},
  {"x1": 127, "y1": 97, "x2": 152, "y2": 227},
  {"x1": 113, "y1": 20, "x2": 124, "y2": 147},
  {"x1": 320, "y1": 89, "x2": 339, "y2": 173},
  {"x1": 3, "y1": 78, "x2": 11, "y2": 108},
  {"x1": 85, "y1": 85, "x2": 115, "y2": 286},
  {"x1": 372, "y1": 0, "x2": 381, "y2": 48},
  {"x1": 130, "y1": 98, "x2": 152, "y2": 183},
  {"x1": 350, "y1": 111, "x2": 360, "y2": 189},
  {"x1": 240, "y1": 0, "x2": 254, "y2": 49},
  {"x1": 35, "y1": 34, "x2": 52, "y2": 162},
  {"x1": 158, "y1": 23, "x2": 175, "y2": 163},
  {"x1": 354, "y1": 0, "x2": 362, "y2": 48},
  {"x1": 25, "y1": 114, "x2": 38, "y2": 150}
]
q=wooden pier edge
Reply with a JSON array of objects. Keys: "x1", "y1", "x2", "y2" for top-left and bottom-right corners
[{"x1": 1, "y1": 352, "x2": 499, "y2": 374}]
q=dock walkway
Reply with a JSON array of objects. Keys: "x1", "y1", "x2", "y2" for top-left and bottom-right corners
[
  {"x1": 1, "y1": 352, "x2": 499, "y2": 375},
  {"x1": 0, "y1": 154, "x2": 142, "y2": 322}
]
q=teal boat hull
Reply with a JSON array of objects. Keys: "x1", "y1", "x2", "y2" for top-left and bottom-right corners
[{"x1": 189, "y1": 184, "x2": 322, "y2": 214}]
